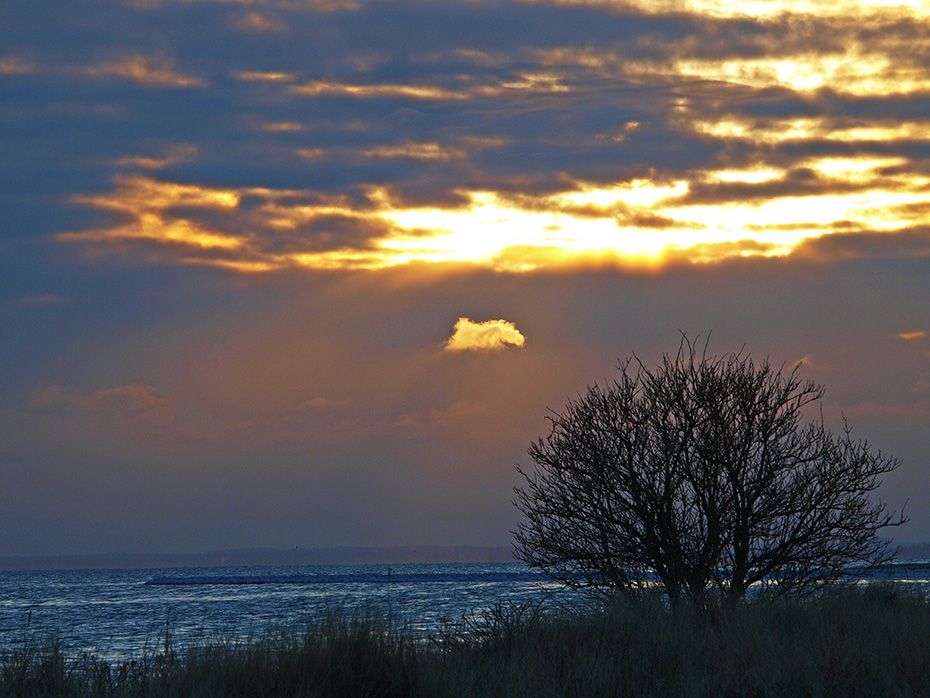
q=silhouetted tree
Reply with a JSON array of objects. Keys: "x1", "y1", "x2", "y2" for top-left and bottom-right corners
[{"x1": 514, "y1": 337, "x2": 905, "y2": 603}]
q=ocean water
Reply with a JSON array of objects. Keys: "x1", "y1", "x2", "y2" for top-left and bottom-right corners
[
  {"x1": 0, "y1": 563, "x2": 560, "y2": 662},
  {"x1": 1, "y1": 560, "x2": 928, "y2": 663}
]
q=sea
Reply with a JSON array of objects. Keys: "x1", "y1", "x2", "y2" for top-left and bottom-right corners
[
  {"x1": 0, "y1": 563, "x2": 561, "y2": 662},
  {"x1": 2, "y1": 560, "x2": 929, "y2": 664}
]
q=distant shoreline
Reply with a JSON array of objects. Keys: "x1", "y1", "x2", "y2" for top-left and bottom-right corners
[
  {"x1": 3, "y1": 541, "x2": 928, "y2": 572},
  {"x1": 0, "y1": 545, "x2": 516, "y2": 571}
]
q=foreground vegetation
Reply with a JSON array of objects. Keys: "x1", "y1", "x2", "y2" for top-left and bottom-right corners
[{"x1": 4, "y1": 584, "x2": 930, "y2": 698}]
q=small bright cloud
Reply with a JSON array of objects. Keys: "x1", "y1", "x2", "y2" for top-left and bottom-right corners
[
  {"x1": 898, "y1": 331, "x2": 926, "y2": 341},
  {"x1": 443, "y1": 317, "x2": 526, "y2": 352}
]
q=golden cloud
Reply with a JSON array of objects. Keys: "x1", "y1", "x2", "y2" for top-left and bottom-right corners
[
  {"x1": 443, "y1": 318, "x2": 526, "y2": 352},
  {"x1": 688, "y1": 116, "x2": 930, "y2": 145},
  {"x1": 666, "y1": 50, "x2": 927, "y2": 96},
  {"x1": 898, "y1": 331, "x2": 926, "y2": 341},
  {"x1": 83, "y1": 54, "x2": 205, "y2": 87},
  {"x1": 531, "y1": 0, "x2": 929, "y2": 20},
  {"x1": 72, "y1": 175, "x2": 240, "y2": 213},
  {"x1": 59, "y1": 213, "x2": 245, "y2": 251},
  {"x1": 536, "y1": 36, "x2": 929, "y2": 98},
  {"x1": 60, "y1": 147, "x2": 930, "y2": 275},
  {"x1": 290, "y1": 72, "x2": 572, "y2": 102},
  {"x1": 115, "y1": 144, "x2": 198, "y2": 170},
  {"x1": 292, "y1": 80, "x2": 464, "y2": 101},
  {"x1": 361, "y1": 142, "x2": 465, "y2": 161},
  {"x1": 233, "y1": 70, "x2": 296, "y2": 82}
]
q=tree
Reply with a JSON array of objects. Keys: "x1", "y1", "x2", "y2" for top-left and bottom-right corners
[{"x1": 513, "y1": 337, "x2": 905, "y2": 603}]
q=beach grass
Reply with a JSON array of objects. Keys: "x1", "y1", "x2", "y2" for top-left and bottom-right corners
[{"x1": 3, "y1": 583, "x2": 930, "y2": 698}]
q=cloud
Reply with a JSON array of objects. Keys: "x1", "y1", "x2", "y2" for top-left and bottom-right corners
[
  {"x1": 17, "y1": 294, "x2": 68, "y2": 308},
  {"x1": 0, "y1": 55, "x2": 36, "y2": 75},
  {"x1": 443, "y1": 318, "x2": 526, "y2": 352},
  {"x1": 25, "y1": 0, "x2": 930, "y2": 277},
  {"x1": 291, "y1": 80, "x2": 464, "y2": 101},
  {"x1": 898, "y1": 331, "x2": 926, "y2": 341},
  {"x1": 289, "y1": 72, "x2": 571, "y2": 103},
  {"x1": 300, "y1": 396, "x2": 352, "y2": 409},
  {"x1": 260, "y1": 121, "x2": 304, "y2": 132},
  {"x1": 6, "y1": 0, "x2": 930, "y2": 557},
  {"x1": 136, "y1": 0, "x2": 360, "y2": 8},
  {"x1": 791, "y1": 226, "x2": 930, "y2": 264},
  {"x1": 361, "y1": 142, "x2": 465, "y2": 161},
  {"x1": 27, "y1": 383, "x2": 175, "y2": 426},
  {"x1": 231, "y1": 12, "x2": 288, "y2": 33},
  {"x1": 233, "y1": 71, "x2": 296, "y2": 82},
  {"x1": 82, "y1": 54, "x2": 205, "y2": 87},
  {"x1": 382, "y1": 400, "x2": 488, "y2": 434},
  {"x1": 62, "y1": 169, "x2": 930, "y2": 274},
  {"x1": 115, "y1": 144, "x2": 198, "y2": 170}
]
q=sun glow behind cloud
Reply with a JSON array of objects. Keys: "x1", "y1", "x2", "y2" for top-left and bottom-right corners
[
  {"x1": 571, "y1": 0, "x2": 930, "y2": 18},
  {"x1": 667, "y1": 51, "x2": 927, "y2": 96},
  {"x1": 61, "y1": 156, "x2": 930, "y2": 273},
  {"x1": 689, "y1": 117, "x2": 930, "y2": 145},
  {"x1": 41, "y1": 0, "x2": 930, "y2": 274}
]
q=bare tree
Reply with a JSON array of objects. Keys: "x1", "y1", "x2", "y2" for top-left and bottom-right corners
[{"x1": 514, "y1": 337, "x2": 905, "y2": 603}]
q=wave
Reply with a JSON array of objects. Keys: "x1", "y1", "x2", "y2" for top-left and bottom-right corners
[{"x1": 146, "y1": 570, "x2": 551, "y2": 586}]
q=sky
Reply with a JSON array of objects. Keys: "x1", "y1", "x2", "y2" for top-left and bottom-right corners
[{"x1": 1, "y1": 0, "x2": 929, "y2": 557}]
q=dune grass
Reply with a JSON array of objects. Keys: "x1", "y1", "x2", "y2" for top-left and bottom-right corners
[{"x1": 3, "y1": 584, "x2": 930, "y2": 698}]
